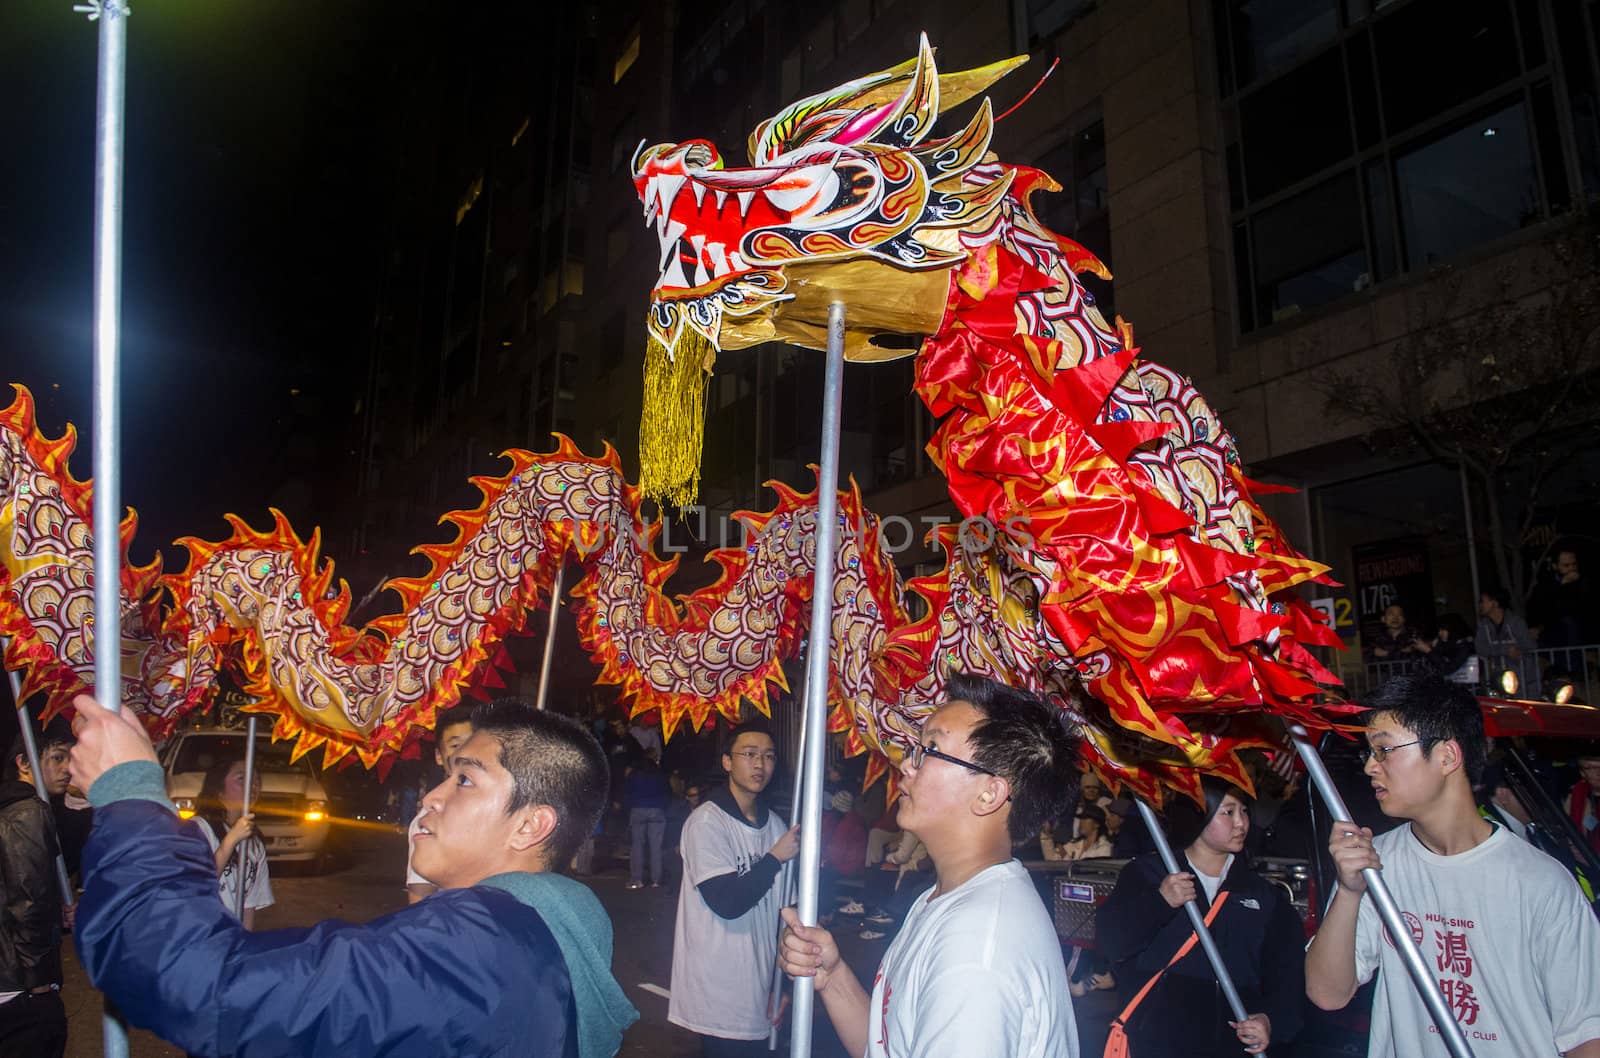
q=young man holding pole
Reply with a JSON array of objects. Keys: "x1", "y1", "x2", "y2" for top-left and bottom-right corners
[
  {"x1": 1305, "y1": 673, "x2": 1600, "y2": 1058},
  {"x1": 669, "y1": 722, "x2": 800, "y2": 1056},
  {"x1": 778, "y1": 673, "x2": 1079, "y2": 1058},
  {"x1": 66, "y1": 693, "x2": 638, "y2": 1058},
  {"x1": 0, "y1": 720, "x2": 74, "y2": 1058}
]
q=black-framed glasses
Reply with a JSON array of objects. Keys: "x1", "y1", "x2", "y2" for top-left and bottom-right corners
[
  {"x1": 907, "y1": 740, "x2": 997, "y2": 777},
  {"x1": 1359, "y1": 739, "x2": 1427, "y2": 765}
]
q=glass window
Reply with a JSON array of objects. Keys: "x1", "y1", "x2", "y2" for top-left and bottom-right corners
[
  {"x1": 1347, "y1": 31, "x2": 1382, "y2": 149},
  {"x1": 1374, "y1": 0, "x2": 1519, "y2": 137},
  {"x1": 1241, "y1": 50, "x2": 1352, "y2": 198},
  {"x1": 1221, "y1": 0, "x2": 1340, "y2": 87},
  {"x1": 1028, "y1": 0, "x2": 1095, "y2": 43},
  {"x1": 1394, "y1": 100, "x2": 1540, "y2": 269},
  {"x1": 1251, "y1": 172, "x2": 1368, "y2": 323},
  {"x1": 1364, "y1": 159, "x2": 1399, "y2": 281}
]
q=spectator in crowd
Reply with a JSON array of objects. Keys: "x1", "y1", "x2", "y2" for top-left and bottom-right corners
[
  {"x1": 1422, "y1": 613, "x2": 1474, "y2": 678},
  {"x1": 1098, "y1": 778, "x2": 1304, "y2": 1057},
  {"x1": 669, "y1": 723, "x2": 800, "y2": 1056},
  {"x1": 1044, "y1": 804, "x2": 1113, "y2": 860},
  {"x1": 854, "y1": 830, "x2": 932, "y2": 940},
  {"x1": 1570, "y1": 749, "x2": 1600, "y2": 858},
  {"x1": 192, "y1": 756, "x2": 274, "y2": 929},
  {"x1": 405, "y1": 704, "x2": 476, "y2": 903},
  {"x1": 0, "y1": 720, "x2": 74, "y2": 1058},
  {"x1": 1367, "y1": 604, "x2": 1424, "y2": 664},
  {"x1": 67, "y1": 694, "x2": 637, "y2": 1058},
  {"x1": 819, "y1": 790, "x2": 868, "y2": 921},
  {"x1": 662, "y1": 777, "x2": 699, "y2": 892},
  {"x1": 1534, "y1": 548, "x2": 1597, "y2": 655},
  {"x1": 1476, "y1": 588, "x2": 1539, "y2": 695},
  {"x1": 779, "y1": 673, "x2": 1080, "y2": 1058},
  {"x1": 864, "y1": 800, "x2": 902, "y2": 868},
  {"x1": 1073, "y1": 776, "x2": 1112, "y2": 837},
  {"x1": 1306, "y1": 674, "x2": 1600, "y2": 1058},
  {"x1": 625, "y1": 750, "x2": 670, "y2": 890},
  {"x1": 1105, "y1": 797, "x2": 1146, "y2": 857}
]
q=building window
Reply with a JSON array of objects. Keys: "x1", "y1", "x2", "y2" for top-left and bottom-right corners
[
  {"x1": 613, "y1": 26, "x2": 640, "y2": 84},
  {"x1": 1033, "y1": 115, "x2": 1114, "y2": 314},
  {"x1": 1026, "y1": 0, "x2": 1095, "y2": 45},
  {"x1": 1219, "y1": 0, "x2": 1587, "y2": 334}
]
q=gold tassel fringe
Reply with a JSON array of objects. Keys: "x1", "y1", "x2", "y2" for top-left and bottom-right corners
[{"x1": 640, "y1": 328, "x2": 716, "y2": 509}]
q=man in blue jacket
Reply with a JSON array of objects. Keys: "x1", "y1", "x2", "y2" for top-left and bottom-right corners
[{"x1": 67, "y1": 694, "x2": 638, "y2": 1058}]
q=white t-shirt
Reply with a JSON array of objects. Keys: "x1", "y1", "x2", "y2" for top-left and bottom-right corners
[
  {"x1": 1354, "y1": 822, "x2": 1600, "y2": 1057},
  {"x1": 669, "y1": 798, "x2": 790, "y2": 1040},
  {"x1": 195, "y1": 818, "x2": 274, "y2": 915},
  {"x1": 1188, "y1": 852, "x2": 1234, "y2": 904},
  {"x1": 867, "y1": 859, "x2": 1077, "y2": 1058},
  {"x1": 405, "y1": 812, "x2": 428, "y2": 887}
]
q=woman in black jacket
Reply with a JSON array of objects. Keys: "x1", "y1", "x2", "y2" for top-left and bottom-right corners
[{"x1": 1097, "y1": 778, "x2": 1306, "y2": 1056}]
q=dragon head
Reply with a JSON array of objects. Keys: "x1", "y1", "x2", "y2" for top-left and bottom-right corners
[{"x1": 632, "y1": 37, "x2": 1030, "y2": 362}]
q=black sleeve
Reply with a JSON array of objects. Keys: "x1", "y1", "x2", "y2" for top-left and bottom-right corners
[
  {"x1": 1096, "y1": 857, "x2": 1182, "y2": 966},
  {"x1": 697, "y1": 854, "x2": 783, "y2": 919},
  {"x1": 1257, "y1": 888, "x2": 1308, "y2": 1043},
  {"x1": 0, "y1": 799, "x2": 63, "y2": 989}
]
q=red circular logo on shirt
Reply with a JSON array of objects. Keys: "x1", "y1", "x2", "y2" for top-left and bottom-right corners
[{"x1": 1382, "y1": 910, "x2": 1424, "y2": 949}]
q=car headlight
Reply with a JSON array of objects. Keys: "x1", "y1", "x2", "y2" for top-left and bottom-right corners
[
  {"x1": 303, "y1": 800, "x2": 328, "y2": 823},
  {"x1": 173, "y1": 796, "x2": 197, "y2": 820}
]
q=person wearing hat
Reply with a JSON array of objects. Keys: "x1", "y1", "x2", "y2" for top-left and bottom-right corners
[{"x1": 1097, "y1": 778, "x2": 1306, "y2": 1056}]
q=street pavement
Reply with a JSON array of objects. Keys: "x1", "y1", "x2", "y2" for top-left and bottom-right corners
[{"x1": 61, "y1": 820, "x2": 1122, "y2": 1057}]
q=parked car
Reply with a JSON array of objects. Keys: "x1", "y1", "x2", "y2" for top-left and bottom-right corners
[{"x1": 159, "y1": 728, "x2": 332, "y2": 865}]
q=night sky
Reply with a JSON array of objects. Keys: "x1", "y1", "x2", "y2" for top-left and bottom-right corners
[{"x1": 0, "y1": 2, "x2": 403, "y2": 565}]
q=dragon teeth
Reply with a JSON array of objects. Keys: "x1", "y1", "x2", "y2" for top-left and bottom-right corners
[
  {"x1": 659, "y1": 219, "x2": 687, "y2": 271},
  {"x1": 736, "y1": 191, "x2": 756, "y2": 218},
  {"x1": 658, "y1": 254, "x2": 689, "y2": 290},
  {"x1": 656, "y1": 174, "x2": 686, "y2": 219},
  {"x1": 706, "y1": 241, "x2": 729, "y2": 276},
  {"x1": 714, "y1": 189, "x2": 728, "y2": 212},
  {"x1": 691, "y1": 181, "x2": 707, "y2": 208}
]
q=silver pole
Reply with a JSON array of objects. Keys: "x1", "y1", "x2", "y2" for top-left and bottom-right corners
[
  {"x1": 234, "y1": 717, "x2": 259, "y2": 920},
  {"x1": 788, "y1": 303, "x2": 847, "y2": 1058},
  {"x1": 770, "y1": 671, "x2": 809, "y2": 1050},
  {"x1": 1133, "y1": 799, "x2": 1248, "y2": 1022},
  {"x1": 534, "y1": 563, "x2": 565, "y2": 711},
  {"x1": 1289, "y1": 724, "x2": 1476, "y2": 1058},
  {"x1": 78, "y1": 2, "x2": 131, "y2": 1055},
  {"x1": 1458, "y1": 463, "x2": 1482, "y2": 608},
  {"x1": 3, "y1": 644, "x2": 76, "y2": 905}
]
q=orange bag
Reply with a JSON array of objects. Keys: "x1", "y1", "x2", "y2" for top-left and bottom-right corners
[{"x1": 1103, "y1": 893, "x2": 1229, "y2": 1058}]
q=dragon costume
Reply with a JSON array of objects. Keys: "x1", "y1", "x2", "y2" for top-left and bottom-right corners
[{"x1": 0, "y1": 39, "x2": 1343, "y2": 799}]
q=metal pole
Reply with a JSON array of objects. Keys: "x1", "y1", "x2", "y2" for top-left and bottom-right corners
[
  {"x1": 770, "y1": 676, "x2": 808, "y2": 1050},
  {"x1": 535, "y1": 563, "x2": 565, "y2": 711},
  {"x1": 233, "y1": 717, "x2": 259, "y2": 920},
  {"x1": 1289, "y1": 724, "x2": 1476, "y2": 1058},
  {"x1": 1133, "y1": 799, "x2": 1248, "y2": 1022},
  {"x1": 1458, "y1": 463, "x2": 1482, "y2": 608},
  {"x1": 77, "y1": 2, "x2": 132, "y2": 1054},
  {"x1": 788, "y1": 303, "x2": 847, "y2": 1058}
]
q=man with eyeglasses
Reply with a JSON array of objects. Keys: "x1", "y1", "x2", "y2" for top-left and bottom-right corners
[
  {"x1": 778, "y1": 672, "x2": 1079, "y2": 1058},
  {"x1": 669, "y1": 722, "x2": 800, "y2": 1056},
  {"x1": 1306, "y1": 673, "x2": 1600, "y2": 1058}
]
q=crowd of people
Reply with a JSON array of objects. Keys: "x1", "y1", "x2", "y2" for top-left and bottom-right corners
[
  {"x1": 1365, "y1": 547, "x2": 1598, "y2": 699},
  {"x1": 1, "y1": 669, "x2": 1598, "y2": 1058}
]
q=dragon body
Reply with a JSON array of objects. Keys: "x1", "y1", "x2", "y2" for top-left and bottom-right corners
[{"x1": 0, "y1": 39, "x2": 1344, "y2": 799}]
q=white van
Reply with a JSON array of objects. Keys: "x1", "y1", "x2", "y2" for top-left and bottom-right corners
[{"x1": 160, "y1": 728, "x2": 332, "y2": 865}]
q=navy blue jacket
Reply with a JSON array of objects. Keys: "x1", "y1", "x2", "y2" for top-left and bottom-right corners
[{"x1": 76, "y1": 772, "x2": 577, "y2": 1058}]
